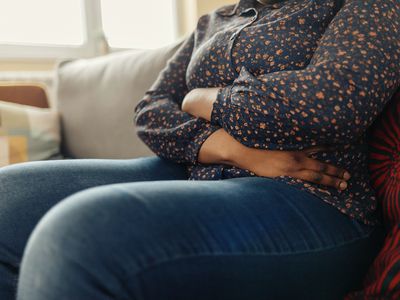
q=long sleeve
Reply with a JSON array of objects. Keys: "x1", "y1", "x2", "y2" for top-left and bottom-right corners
[
  {"x1": 211, "y1": 0, "x2": 400, "y2": 150},
  {"x1": 134, "y1": 33, "x2": 220, "y2": 164}
]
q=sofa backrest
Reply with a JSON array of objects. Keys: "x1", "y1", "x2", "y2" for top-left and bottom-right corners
[{"x1": 56, "y1": 40, "x2": 183, "y2": 159}]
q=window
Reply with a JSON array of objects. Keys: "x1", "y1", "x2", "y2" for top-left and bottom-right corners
[
  {"x1": 0, "y1": 0, "x2": 178, "y2": 59},
  {"x1": 0, "y1": 0, "x2": 85, "y2": 46},
  {"x1": 101, "y1": 0, "x2": 176, "y2": 49}
]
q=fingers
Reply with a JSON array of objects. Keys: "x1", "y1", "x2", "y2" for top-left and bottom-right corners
[
  {"x1": 291, "y1": 170, "x2": 349, "y2": 191},
  {"x1": 302, "y1": 157, "x2": 351, "y2": 180}
]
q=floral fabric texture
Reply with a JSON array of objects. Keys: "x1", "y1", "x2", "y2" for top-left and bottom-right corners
[{"x1": 134, "y1": 0, "x2": 400, "y2": 226}]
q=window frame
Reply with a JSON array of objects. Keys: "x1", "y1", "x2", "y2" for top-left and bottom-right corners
[{"x1": 0, "y1": 0, "x2": 179, "y2": 60}]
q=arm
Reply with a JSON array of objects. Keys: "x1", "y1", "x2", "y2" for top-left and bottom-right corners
[
  {"x1": 138, "y1": 47, "x2": 350, "y2": 189},
  {"x1": 180, "y1": 79, "x2": 351, "y2": 190},
  {"x1": 134, "y1": 33, "x2": 220, "y2": 164},
  {"x1": 209, "y1": 0, "x2": 400, "y2": 150}
]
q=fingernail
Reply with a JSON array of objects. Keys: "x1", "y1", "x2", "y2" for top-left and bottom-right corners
[
  {"x1": 339, "y1": 181, "x2": 348, "y2": 190},
  {"x1": 343, "y1": 172, "x2": 351, "y2": 180}
]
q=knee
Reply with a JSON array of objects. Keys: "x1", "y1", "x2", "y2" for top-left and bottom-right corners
[
  {"x1": 20, "y1": 182, "x2": 180, "y2": 271},
  {"x1": 21, "y1": 184, "x2": 150, "y2": 267},
  {"x1": 18, "y1": 185, "x2": 159, "y2": 294},
  {"x1": 24, "y1": 186, "x2": 119, "y2": 256}
]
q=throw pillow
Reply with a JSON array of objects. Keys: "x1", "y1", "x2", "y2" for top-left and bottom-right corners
[
  {"x1": 368, "y1": 90, "x2": 400, "y2": 229},
  {"x1": 0, "y1": 100, "x2": 61, "y2": 166},
  {"x1": 345, "y1": 89, "x2": 400, "y2": 299}
]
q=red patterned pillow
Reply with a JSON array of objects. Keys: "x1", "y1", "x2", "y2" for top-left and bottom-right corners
[
  {"x1": 345, "y1": 89, "x2": 400, "y2": 300},
  {"x1": 368, "y1": 90, "x2": 400, "y2": 229}
]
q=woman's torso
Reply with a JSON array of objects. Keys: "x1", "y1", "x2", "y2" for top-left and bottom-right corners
[{"x1": 184, "y1": 0, "x2": 380, "y2": 226}]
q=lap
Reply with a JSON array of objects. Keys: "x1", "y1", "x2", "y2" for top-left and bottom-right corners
[
  {"x1": 0, "y1": 156, "x2": 187, "y2": 255},
  {"x1": 19, "y1": 177, "x2": 386, "y2": 300}
]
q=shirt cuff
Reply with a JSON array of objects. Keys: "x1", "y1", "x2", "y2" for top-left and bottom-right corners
[
  {"x1": 188, "y1": 120, "x2": 221, "y2": 164},
  {"x1": 210, "y1": 86, "x2": 232, "y2": 126}
]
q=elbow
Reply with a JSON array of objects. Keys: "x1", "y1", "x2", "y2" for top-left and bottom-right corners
[
  {"x1": 133, "y1": 95, "x2": 154, "y2": 127},
  {"x1": 133, "y1": 108, "x2": 143, "y2": 128}
]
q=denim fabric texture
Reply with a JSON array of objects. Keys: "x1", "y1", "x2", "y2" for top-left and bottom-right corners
[{"x1": 0, "y1": 157, "x2": 385, "y2": 300}]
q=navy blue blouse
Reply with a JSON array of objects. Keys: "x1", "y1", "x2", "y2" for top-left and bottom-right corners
[{"x1": 134, "y1": 0, "x2": 400, "y2": 226}]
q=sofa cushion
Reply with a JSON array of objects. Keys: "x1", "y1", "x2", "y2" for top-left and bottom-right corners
[
  {"x1": 0, "y1": 100, "x2": 61, "y2": 167},
  {"x1": 56, "y1": 40, "x2": 182, "y2": 159}
]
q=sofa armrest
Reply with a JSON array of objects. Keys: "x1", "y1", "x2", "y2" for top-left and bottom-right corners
[{"x1": 0, "y1": 84, "x2": 49, "y2": 108}]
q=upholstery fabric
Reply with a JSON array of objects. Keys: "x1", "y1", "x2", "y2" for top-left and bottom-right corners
[
  {"x1": 345, "y1": 90, "x2": 400, "y2": 299},
  {"x1": 56, "y1": 40, "x2": 183, "y2": 159},
  {"x1": 0, "y1": 101, "x2": 61, "y2": 167}
]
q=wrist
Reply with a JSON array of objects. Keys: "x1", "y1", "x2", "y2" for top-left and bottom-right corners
[
  {"x1": 227, "y1": 142, "x2": 256, "y2": 170},
  {"x1": 198, "y1": 128, "x2": 248, "y2": 166},
  {"x1": 217, "y1": 131, "x2": 254, "y2": 168}
]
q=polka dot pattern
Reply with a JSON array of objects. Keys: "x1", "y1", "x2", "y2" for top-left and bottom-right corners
[{"x1": 135, "y1": 0, "x2": 400, "y2": 226}]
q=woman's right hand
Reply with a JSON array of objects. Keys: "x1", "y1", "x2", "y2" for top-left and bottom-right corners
[
  {"x1": 235, "y1": 146, "x2": 351, "y2": 191},
  {"x1": 198, "y1": 129, "x2": 351, "y2": 191}
]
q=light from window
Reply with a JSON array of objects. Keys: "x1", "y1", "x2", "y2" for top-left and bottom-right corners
[
  {"x1": 100, "y1": 0, "x2": 176, "y2": 49},
  {"x1": 0, "y1": 0, "x2": 85, "y2": 46}
]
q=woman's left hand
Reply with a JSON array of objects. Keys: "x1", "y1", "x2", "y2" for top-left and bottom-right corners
[{"x1": 181, "y1": 88, "x2": 220, "y2": 121}]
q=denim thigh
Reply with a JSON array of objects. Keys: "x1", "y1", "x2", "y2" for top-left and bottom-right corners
[
  {"x1": 0, "y1": 156, "x2": 187, "y2": 300},
  {"x1": 17, "y1": 177, "x2": 385, "y2": 300}
]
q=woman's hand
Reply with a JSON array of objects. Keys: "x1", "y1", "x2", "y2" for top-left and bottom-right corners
[
  {"x1": 199, "y1": 129, "x2": 351, "y2": 191},
  {"x1": 181, "y1": 88, "x2": 220, "y2": 121},
  {"x1": 237, "y1": 146, "x2": 351, "y2": 191}
]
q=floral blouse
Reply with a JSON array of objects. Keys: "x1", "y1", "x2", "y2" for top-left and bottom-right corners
[{"x1": 134, "y1": 0, "x2": 400, "y2": 226}]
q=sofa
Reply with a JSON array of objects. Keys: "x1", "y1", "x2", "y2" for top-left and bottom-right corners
[
  {"x1": 0, "y1": 40, "x2": 183, "y2": 162},
  {"x1": 0, "y1": 41, "x2": 399, "y2": 299}
]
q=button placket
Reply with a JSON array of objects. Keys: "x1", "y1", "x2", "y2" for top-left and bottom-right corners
[{"x1": 228, "y1": 8, "x2": 260, "y2": 75}]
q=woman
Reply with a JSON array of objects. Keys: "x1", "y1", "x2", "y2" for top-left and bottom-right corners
[{"x1": 1, "y1": 0, "x2": 399, "y2": 299}]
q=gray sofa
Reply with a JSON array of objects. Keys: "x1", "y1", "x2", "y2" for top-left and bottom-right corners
[{"x1": 55, "y1": 40, "x2": 183, "y2": 160}]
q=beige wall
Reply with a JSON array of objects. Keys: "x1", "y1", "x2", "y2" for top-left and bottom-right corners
[
  {"x1": 0, "y1": 0, "x2": 237, "y2": 72},
  {"x1": 196, "y1": 0, "x2": 237, "y2": 17},
  {"x1": 0, "y1": 60, "x2": 56, "y2": 72},
  {"x1": 176, "y1": 0, "x2": 236, "y2": 37}
]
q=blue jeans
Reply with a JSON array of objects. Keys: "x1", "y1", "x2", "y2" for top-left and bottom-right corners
[{"x1": 0, "y1": 157, "x2": 385, "y2": 300}]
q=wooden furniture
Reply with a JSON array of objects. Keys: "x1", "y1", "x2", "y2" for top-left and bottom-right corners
[{"x1": 0, "y1": 84, "x2": 49, "y2": 108}]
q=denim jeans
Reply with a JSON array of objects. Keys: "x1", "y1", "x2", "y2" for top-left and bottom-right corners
[{"x1": 0, "y1": 157, "x2": 385, "y2": 300}]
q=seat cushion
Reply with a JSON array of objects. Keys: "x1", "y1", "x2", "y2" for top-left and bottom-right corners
[{"x1": 56, "y1": 40, "x2": 182, "y2": 159}]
